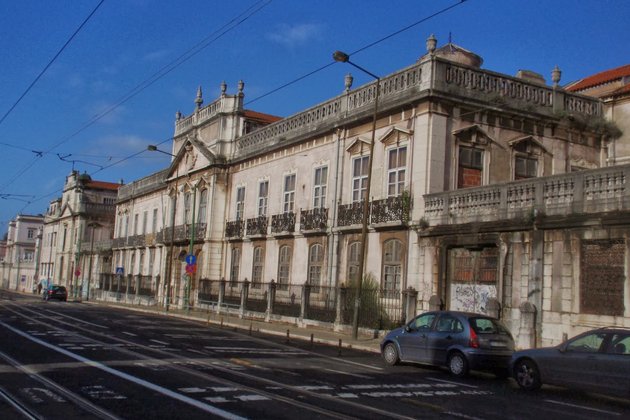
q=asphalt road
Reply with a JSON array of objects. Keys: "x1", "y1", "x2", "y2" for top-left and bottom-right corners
[{"x1": 0, "y1": 292, "x2": 628, "y2": 419}]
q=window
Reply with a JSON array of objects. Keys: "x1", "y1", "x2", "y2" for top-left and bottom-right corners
[
  {"x1": 458, "y1": 146, "x2": 483, "y2": 188},
  {"x1": 139, "y1": 251, "x2": 145, "y2": 275},
  {"x1": 148, "y1": 248, "x2": 154, "y2": 276},
  {"x1": 515, "y1": 156, "x2": 538, "y2": 180},
  {"x1": 566, "y1": 333, "x2": 606, "y2": 353},
  {"x1": 23, "y1": 250, "x2": 34, "y2": 262},
  {"x1": 27, "y1": 229, "x2": 35, "y2": 239},
  {"x1": 609, "y1": 334, "x2": 630, "y2": 355},
  {"x1": 411, "y1": 313, "x2": 436, "y2": 331},
  {"x1": 236, "y1": 187, "x2": 245, "y2": 220},
  {"x1": 283, "y1": 174, "x2": 296, "y2": 213},
  {"x1": 124, "y1": 215, "x2": 129, "y2": 237},
  {"x1": 104, "y1": 197, "x2": 116, "y2": 205},
  {"x1": 313, "y1": 166, "x2": 328, "y2": 208},
  {"x1": 252, "y1": 247, "x2": 264, "y2": 287},
  {"x1": 184, "y1": 192, "x2": 192, "y2": 224},
  {"x1": 580, "y1": 239, "x2": 625, "y2": 316},
  {"x1": 435, "y1": 315, "x2": 464, "y2": 333},
  {"x1": 152, "y1": 209, "x2": 158, "y2": 233},
  {"x1": 352, "y1": 156, "x2": 369, "y2": 202},
  {"x1": 230, "y1": 247, "x2": 241, "y2": 285},
  {"x1": 277, "y1": 245, "x2": 292, "y2": 290},
  {"x1": 387, "y1": 146, "x2": 407, "y2": 197},
  {"x1": 142, "y1": 211, "x2": 148, "y2": 234},
  {"x1": 134, "y1": 213, "x2": 139, "y2": 235},
  {"x1": 308, "y1": 244, "x2": 324, "y2": 289},
  {"x1": 382, "y1": 239, "x2": 403, "y2": 297},
  {"x1": 198, "y1": 189, "x2": 208, "y2": 224},
  {"x1": 347, "y1": 241, "x2": 361, "y2": 285},
  {"x1": 258, "y1": 181, "x2": 269, "y2": 217}
]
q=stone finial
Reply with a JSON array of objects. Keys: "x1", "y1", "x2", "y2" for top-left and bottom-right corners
[
  {"x1": 426, "y1": 33, "x2": 437, "y2": 55},
  {"x1": 237, "y1": 80, "x2": 244, "y2": 94},
  {"x1": 344, "y1": 73, "x2": 353, "y2": 92},
  {"x1": 220, "y1": 81, "x2": 227, "y2": 95},
  {"x1": 195, "y1": 85, "x2": 203, "y2": 109},
  {"x1": 175, "y1": 111, "x2": 182, "y2": 120},
  {"x1": 551, "y1": 65, "x2": 562, "y2": 87}
]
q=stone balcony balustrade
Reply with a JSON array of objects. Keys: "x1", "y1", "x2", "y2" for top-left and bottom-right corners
[{"x1": 424, "y1": 165, "x2": 630, "y2": 226}]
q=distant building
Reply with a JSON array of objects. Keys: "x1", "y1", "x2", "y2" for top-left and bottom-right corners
[
  {"x1": 1, "y1": 214, "x2": 44, "y2": 293},
  {"x1": 41, "y1": 171, "x2": 120, "y2": 298},
  {"x1": 109, "y1": 35, "x2": 628, "y2": 347}
]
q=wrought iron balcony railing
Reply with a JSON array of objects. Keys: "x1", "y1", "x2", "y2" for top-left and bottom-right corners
[
  {"x1": 337, "y1": 201, "x2": 369, "y2": 227},
  {"x1": 271, "y1": 212, "x2": 295, "y2": 234},
  {"x1": 300, "y1": 207, "x2": 328, "y2": 231},
  {"x1": 246, "y1": 216, "x2": 268, "y2": 236},
  {"x1": 226, "y1": 220, "x2": 244, "y2": 238},
  {"x1": 371, "y1": 196, "x2": 410, "y2": 224}
]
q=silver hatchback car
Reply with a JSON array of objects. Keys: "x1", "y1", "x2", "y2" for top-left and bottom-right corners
[
  {"x1": 380, "y1": 311, "x2": 515, "y2": 377},
  {"x1": 512, "y1": 327, "x2": 630, "y2": 397}
]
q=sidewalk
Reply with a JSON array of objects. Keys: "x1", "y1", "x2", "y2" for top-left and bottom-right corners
[{"x1": 85, "y1": 299, "x2": 383, "y2": 354}]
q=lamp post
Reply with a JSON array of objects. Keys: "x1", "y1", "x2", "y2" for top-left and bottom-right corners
[
  {"x1": 333, "y1": 50, "x2": 380, "y2": 340},
  {"x1": 86, "y1": 222, "x2": 101, "y2": 301},
  {"x1": 148, "y1": 145, "x2": 177, "y2": 311}
]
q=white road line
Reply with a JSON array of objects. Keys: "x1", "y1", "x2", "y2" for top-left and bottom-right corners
[
  {"x1": 122, "y1": 331, "x2": 137, "y2": 337},
  {"x1": 150, "y1": 339, "x2": 170, "y2": 345},
  {"x1": 428, "y1": 377, "x2": 478, "y2": 388},
  {"x1": 545, "y1": 399, "x2": 621, "y2": 416},
  {"x1": 43, "y1": 310, "x2": 109, "y2": 329},
  {"x1": 323, "y1": 368, "x2": 372, "y2": 379},
  {"x1": 0, "y1": 321, "x2": 245, "y2": 420}
]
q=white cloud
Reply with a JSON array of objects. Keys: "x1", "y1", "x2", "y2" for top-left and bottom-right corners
[
  {"x1": 267, "y1": 23, "x2": 324, "y2": 48},
  {"x1": 143, "y1": 49, "x2": 171, "y2": 62}
]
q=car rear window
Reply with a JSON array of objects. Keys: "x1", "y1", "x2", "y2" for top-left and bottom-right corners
[{"x1": 470, "y1": 317, "x2": 510, "y2": 335}]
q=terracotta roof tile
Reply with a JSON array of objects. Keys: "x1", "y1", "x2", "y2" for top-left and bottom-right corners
[
  {"x1": 86, "y1": 180, "x2": 121, "y2": 190},
  {"x1": 243, "y1": 109, "x2": 282, "y2": 124},
  {"x1": 567, "y1": 64, "x2": 630, "y2": 91}
]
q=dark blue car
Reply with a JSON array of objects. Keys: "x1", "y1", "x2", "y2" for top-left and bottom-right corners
[{"x1": 380, "y1": 311, "x2": 514, "y2": 377}]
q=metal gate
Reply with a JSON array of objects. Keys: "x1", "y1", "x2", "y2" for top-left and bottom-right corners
[{"x1": 447, "y1": 247, "x2": 498, "y2": 313}]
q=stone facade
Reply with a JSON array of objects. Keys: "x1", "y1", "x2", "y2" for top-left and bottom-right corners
[
  {"x1": 108, "y1": 36, "x2": 628, "y2": 345},
  {"x1": 1, "y1": 214, "x2": 43, "y2": 293}
]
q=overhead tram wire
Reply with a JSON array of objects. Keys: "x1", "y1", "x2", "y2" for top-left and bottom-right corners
[
  {"x1": 0, "y1": 0, "x2": 105, "y2": 129},
  {"x1": 245, "y1": 0, "x2": 468, "y2": 106},
  {"x1": 14, "y1": 0, "x2": 467, "y2": 214},
  {"x1": 0, "y1": 0, "x2": 272, "y2": 198}
]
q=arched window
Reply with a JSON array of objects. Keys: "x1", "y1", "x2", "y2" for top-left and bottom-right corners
[
  {"x1": 308, "y1": 244, "x2": 324, "y2": 290},
  {"x1": 277, "y1": 245, "x2": 292, "y2": 290},
  {"x1": 184, "y1": 192, "x2": 192, "y2": 224},
  {"x1": 382, "y1": 239, "x2": 403, "y2": 298},
  {"x1": 198, "y1": 188, "x2": 208, "y2": 225},
  {"x1": 347, "y1": 241, "x2": 361, "y2": 286},
  {"x1": 252, "y1": 246, "x2": 264, "y2": 288},
  {"x1": 229, "y1": 247, "x2": 240, "y2": 285}
]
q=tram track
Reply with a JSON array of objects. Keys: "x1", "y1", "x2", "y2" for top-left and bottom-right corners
[{"x1": 1, "y1": 302, "x2": 413, "y2": 420}]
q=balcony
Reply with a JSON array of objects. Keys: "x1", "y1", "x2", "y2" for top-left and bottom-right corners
[
  {"x1": 300, "y1": 208, "x2": 328, "y2": 232},
  {"x1": 337, "y1": 202, "x2": 368, "y2": 227},
  {"x1": 423, "y1": 165, "x2": 630, "y2": 230},
  {"x1": 226, "y1": 220, "x2": 244, "y2": 239},
  {"x1": 271, "y1": 212, "x2": 295, "y2": 235},
  {"x1": 159, "y1": 223, "x2": 206, "y2": 244},
  {"x1": 371, "y1": 196, "x2": 410, "y2": 225},
  {"x1": 246, "y1": 216, "x2": 268, "y2": 237},
  {"x1": 127, "y1": 234, "x2": 146, "y2": 247}
]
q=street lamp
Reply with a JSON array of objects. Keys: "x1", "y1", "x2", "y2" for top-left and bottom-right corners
[
  {"x1": 333, "y1": 50, "x2": 381, "y2": 340},
  {"x1": 86, "y1": 222, "x2": 101, "y2": 301},
  {"x1": 148, "y1": 144, "x2": 177, "y2": 311}
]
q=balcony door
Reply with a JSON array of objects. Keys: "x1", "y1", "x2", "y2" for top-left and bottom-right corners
[{"x1": 446, "y1": 247, "x2": 498, "y2": 313}]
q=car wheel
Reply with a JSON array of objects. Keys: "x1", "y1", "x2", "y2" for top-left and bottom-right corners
[
  {"x1": 514, "y1": 359, "x2": 541, "y2": 391},
  {"x1": 382, "y1": 342, "x2": 400, "y2": 366},
  {"x1": 447, "y1": 351, "x2": 469, "y2": 377}
]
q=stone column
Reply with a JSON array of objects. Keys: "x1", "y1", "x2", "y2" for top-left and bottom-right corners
[
  {"x1": 518, "y1": 302, "x2": 537, "y2": 349},
  {"x1": 402, "y1": 287, "x2": 418, "y2": 324},
  {"x1": 266, "y1": 280, "x2": 276, "y2": 322},
  {"x1": 217, "y1": 278, "x2": 226, "y2": 314},
  {"x1": 239, "y1": 279, "x2": 249, "y2": 318}
]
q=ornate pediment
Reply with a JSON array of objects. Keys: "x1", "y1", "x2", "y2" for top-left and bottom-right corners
[
  {"x1": 452, "y1": 124, "x2": 500, "y2": 148},
  {"x1": 508, "y1": 135, "x2": 550, "y2": 155},
  {"x1": 345, "y1": 137, "x2": 371, "y2": 155},
  {"x1": 379, "y1": 127, "x2": 413, "y2": 147}
]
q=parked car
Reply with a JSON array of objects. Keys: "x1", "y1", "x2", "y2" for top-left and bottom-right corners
[
  {"x1": 43, "y1": 285, "x2": 68, "y2": 302},
  {"x1": 380, "y1": 311, "x2": 515, "y2": 377},
  {"x1": 512, "y1": 327, "x2": 630, "y2": 397}
]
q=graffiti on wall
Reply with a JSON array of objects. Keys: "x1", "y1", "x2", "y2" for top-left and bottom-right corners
[{"x1": 450, "y1": 283, "x2": 496, "y2": 313}]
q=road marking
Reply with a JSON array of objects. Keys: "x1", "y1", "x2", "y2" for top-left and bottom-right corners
[
  {"x1": 150, "y1": 339, "x2": 170, "y2": 345},
  {"x1": 545, "y1": 400, "x2": 621, "y2": 416},
  {"x1": 43, "y1": 310, "x2": 109, "y2": 329},
  {"x1": 122, "y1": 331, "x2": 137, "y2": 337},
  {"x1": 428, "y1": 377, "x2": 478, "y2": 388},
  {"x1": 324, "y1": 368, "x2": 372, "y2": 379},
  {"x1": 81, "y1": 385, "x2": 126, "y2": 400},
  {"x1": 21, "y1": 387, "x2": 66, "y2": 403},
  {"x1": 0, "y1": 321, "x2": 246, "y2": 420}
]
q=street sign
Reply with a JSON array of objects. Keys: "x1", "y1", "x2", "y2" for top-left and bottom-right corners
[
  {"x1": 115, "y1": 267, "x2": 124, "y2": 275},
  {"x1": 185, "y1": 263, "x2": 197, "y2": 274},
  {"x1": 185, "y1": 254, "x2": 196, "y2": 265},
  {"x1": 75, "y1": 269, "x2": 81, "y2": 277}
]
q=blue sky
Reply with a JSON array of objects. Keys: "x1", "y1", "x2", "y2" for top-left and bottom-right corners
[{"x1": 1, "y1": 0, "x2": 629, "y2": 234}]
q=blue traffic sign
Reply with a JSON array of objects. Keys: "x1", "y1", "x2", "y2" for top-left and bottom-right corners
[{"x1": 185, "y1": 254, "x2": 196, "y2": 265}]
